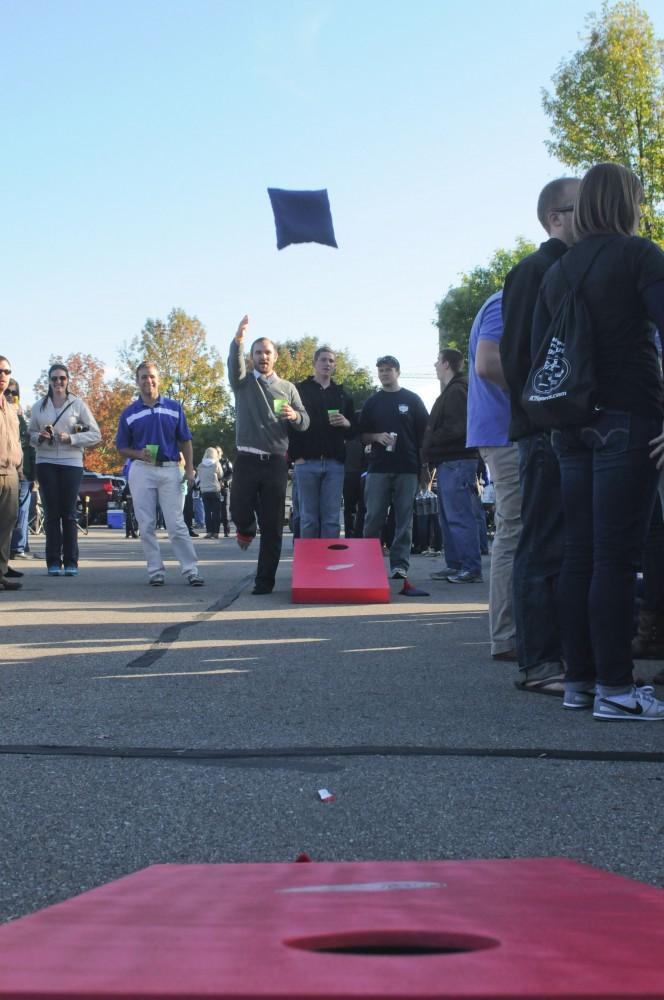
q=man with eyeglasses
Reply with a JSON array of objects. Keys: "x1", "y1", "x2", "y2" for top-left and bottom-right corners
[
  {"x1": 359, "y1": 355, "x2": 429, "y2": 579},
  {"x1": 0, "y1": 359, "x2": 23, "y2": 591},
  {"x1": 499, "y1": 177, "x2": 580, "y2": 697}
]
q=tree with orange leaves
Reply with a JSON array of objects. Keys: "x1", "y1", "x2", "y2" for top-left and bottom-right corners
[{"x1": 33, "y1": 353, "x2": 134, "y2": 472}]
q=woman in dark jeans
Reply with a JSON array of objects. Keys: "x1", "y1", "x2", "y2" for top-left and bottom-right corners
[
  {"x1": 29, "y1": 364, "x2": 101, "y2": 576},
  {"x1": 533, "y1": 162, "x2": 664, "y2": 721}
]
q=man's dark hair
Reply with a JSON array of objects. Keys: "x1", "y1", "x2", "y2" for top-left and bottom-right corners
[
  {"x1": 250, "y1": 337, "x2": 277, "y2": 354},
  {"x1": 314, "y1": 345, "x2": 335, "y2": 363},
  {"x1": 441, "y1": 348, "x2": 463, "y2": 373},
  {"x1": 536, "y1": 177, "x2": 579, "y2": 230}
]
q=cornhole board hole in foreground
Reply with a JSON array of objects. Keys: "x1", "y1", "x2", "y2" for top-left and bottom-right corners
[
  {"x1": 292, "y1": 538, "x2": 390, "y2": 603},
  {"x1": 1, "y1": 859, "x2": 663, "y2": 998}
]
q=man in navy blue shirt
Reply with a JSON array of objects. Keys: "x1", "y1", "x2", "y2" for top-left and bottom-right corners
[
  {"x1": 116, "y1": 362, "x2": 203, "y2": 587},
  {"x1": 360, "y1": 356, "x2": 429, "y2": 579}
]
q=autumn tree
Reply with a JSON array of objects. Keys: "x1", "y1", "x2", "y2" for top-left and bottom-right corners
[
  {"x1": 542, "y1": 0, "x2": 664, "y2": 243},
  {"x1": 435, "y1": 239, "x2": 537, "y2": 358},
  {"x1": 33, "y1": 353, "x2": 134, "y2": 473},
  {"x1": 119, "y1": 308, "x2": 229, "y2": 426}
]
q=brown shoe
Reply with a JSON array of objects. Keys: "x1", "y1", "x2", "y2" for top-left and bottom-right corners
[{"x1": 0, "y1": 578, "x2": 22, "y2": 591}]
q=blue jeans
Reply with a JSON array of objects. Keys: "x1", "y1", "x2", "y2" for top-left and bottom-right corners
[
  {"x1": 552, "y1": 410, "x2": 660, "y2": 690},
  {"x1": 294, "y1": 459, "x2": 344, "y2": 538},
  {"x1": 363, "y1": 472, "x2": 418, "y2": 572},
  {"x1": 513, "y1": 431, "x2": 564, "y2": 676},
  {"x1": 37, "y1": 463, "x2": 84, "y2": 569},
  {"x1": 436, "y1": 460, "x2": 482, "y2": 576},
  {"x1": 11, "y1": 479, "x2": 32, "y2": 555}
]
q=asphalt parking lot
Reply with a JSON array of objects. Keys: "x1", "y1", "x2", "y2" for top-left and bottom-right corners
[{"x1": 1, "y1": 527, "x2": 663, "y2": 924}]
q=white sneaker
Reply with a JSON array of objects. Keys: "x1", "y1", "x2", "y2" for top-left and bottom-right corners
[
  {"x1": 149, "y1": 573, "x2": 165, "y2": 586},
  {"x1": 593, "y1": 685, "x2": 664, "y2": 721}
]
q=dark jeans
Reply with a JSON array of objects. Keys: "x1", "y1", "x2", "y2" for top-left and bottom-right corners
[
  {"x1": 230, "y1": 453, "x2": 288, "y2": 589},
  {"x1": 513, "y1": 431, "x2": 564, "y2": 675},
  {"x1": 37, "y1": 463, "x2": 83, "y2": 569},
  {"x1": 220, "y1": 489, "x2": 229, "y2": 534},
  {"x1": 343, "y1": 472, "x2": 364, "y2": 538},
  {"x1": 202, "y1": 492, "x2": 221, "y2": 535},
  {"x1": 641, "y1": 493, "x2": 664, "y2": 614},
  {"x1": 552, "y1": 410, "x2": 660, "y2": 690}
]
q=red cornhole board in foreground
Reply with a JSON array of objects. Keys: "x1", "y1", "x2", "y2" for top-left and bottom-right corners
[
  {"x1": 292, "y1": 538, "x2": 390, "y2": 603},
  {"x1": 1, "y1": 859, "x2": 663, "y2": 998}
]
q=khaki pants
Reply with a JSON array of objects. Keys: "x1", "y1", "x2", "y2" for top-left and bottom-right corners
[
  {"x1": 0, "y1": 470, "x2": 19, "y2": 575},
  {"x1": 479, "y1": 445, "x2": 521, "y2": 655}
]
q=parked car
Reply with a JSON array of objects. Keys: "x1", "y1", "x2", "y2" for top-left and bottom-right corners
[{"x1": 78, "y1": 472, "x2": 126, "y2": 524}]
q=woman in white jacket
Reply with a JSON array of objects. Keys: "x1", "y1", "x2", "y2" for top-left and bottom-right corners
[
  {"x1": 29, "y1": 363, "x2": 101, "y2": 576},
  {"x1": 197, "y1": 447, "x2": 223, "y2": 539}
]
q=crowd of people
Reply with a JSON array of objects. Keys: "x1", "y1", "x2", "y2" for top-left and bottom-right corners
[{"x1": 1, "y1": 162, "x2": 663, "y2": 721}]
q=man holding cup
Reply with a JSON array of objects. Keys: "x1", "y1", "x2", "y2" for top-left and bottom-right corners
[
  {"x1": 228, "y1": 315, "x2": 309, "y2": 594},
  {"x1": 289, "y1": 347, "x2": 354, "y2": 538},
  {"x1": 116, "y1": 362, "x2": 203, "y2": 587},
  {"x1": 359, "y1": 355, "x2": 429, "y2": 579}
]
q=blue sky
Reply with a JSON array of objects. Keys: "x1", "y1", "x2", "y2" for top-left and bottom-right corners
[{"x1": 3, "y1": 0, "x2": 664, "y2": 411}]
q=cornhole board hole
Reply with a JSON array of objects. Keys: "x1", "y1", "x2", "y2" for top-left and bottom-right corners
[
  {"x1": 1, "y1": 859, "x2": 664, "y2": 999},
  {"x1": 292, "y1": 538, "x2": 390, "y2": 603}
]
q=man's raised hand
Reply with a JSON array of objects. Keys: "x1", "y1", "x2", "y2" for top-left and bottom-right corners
[{"x1": 235, "y1": 314, "x2": 250, "y2": 343}]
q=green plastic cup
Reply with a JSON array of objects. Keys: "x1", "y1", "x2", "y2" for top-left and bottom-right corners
[
  {"x1": 146, "y1": 444, "x2": 159, "y2": 464},
  {"x1": 273, "y1": 398, "x2": 287, "y2": 415},
  {"x1": 327, "y1": 409, "x2": 340, "y2": 421}
]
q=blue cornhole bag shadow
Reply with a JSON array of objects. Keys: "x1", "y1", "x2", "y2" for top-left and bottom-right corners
[{"x1": 267, "y1": 188, "x2": 338, "y2": 250}]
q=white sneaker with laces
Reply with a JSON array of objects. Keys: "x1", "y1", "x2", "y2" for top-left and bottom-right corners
[{"x1": 593, "y1": 685, "x2": 664, "y2": 721}]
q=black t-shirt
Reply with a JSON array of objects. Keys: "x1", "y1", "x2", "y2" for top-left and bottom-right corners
[
  {"x1": 501, "y1": 238, "x2": 567, "y2": 440},
  {"x1": 359, "y1": 388, "x2": 429, "y2": 474},
  {"x1": 533, "y1": 234, "x2": 664, "y2": 419}
]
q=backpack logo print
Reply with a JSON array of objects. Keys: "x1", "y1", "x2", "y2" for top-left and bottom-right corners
[{"x1": 531, "y1": 337, "x2": 571, "y2": 399}]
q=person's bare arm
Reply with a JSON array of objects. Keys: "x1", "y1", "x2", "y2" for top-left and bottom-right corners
[
  {"x1": 475, "y1": 340, "x2": 508, "y2": 390},
  {"x1": 179, "y1": 440, "x2": 195, "y2": 483}
]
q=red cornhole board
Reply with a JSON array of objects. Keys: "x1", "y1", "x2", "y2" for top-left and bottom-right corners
[
  {"x1": 292, "y1": 538, "x2": 390, "y2": 603},
  {"x1": 1, "y1": 859, "x2": 663, "y2": 998}
]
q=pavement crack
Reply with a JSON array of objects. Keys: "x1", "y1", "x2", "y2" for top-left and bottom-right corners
[
  {"x1": 1, "y1": 744, "x2": 662, "y2": 764},
  {"x1": 128, "y1": 573, "x2": 254, "y2": 669}
]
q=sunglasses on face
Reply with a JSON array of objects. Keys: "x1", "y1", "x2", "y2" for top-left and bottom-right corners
[
  {"x1": 4, "y1": 390, "x2": 18, "y2": 397},
  {"x1": 50, "y1": 376, "x2": 67, "y2": 383},
  {"x1": 0, "y1": 368, "x2": 11, "y2": 376}
]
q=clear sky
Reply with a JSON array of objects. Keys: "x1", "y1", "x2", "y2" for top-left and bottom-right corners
[{"x1": 3, "y1": 0, "x2": 664, "y2": 411}]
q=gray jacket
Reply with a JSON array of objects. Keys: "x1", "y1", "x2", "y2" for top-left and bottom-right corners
[
  {"x1": 29, "y1": 395, "x2": 101, "y2": 467},
  {"x1": 227, "y1": 339, "x2": 309, "y2": 453}
]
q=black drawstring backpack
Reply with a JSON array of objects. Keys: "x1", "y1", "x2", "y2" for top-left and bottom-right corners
[{"x1": 522, "y1": 239, "x2": 615, "y2": 429}]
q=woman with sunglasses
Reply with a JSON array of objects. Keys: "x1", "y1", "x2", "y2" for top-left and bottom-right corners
[{"x1": 28, "y1": 364, "x2": 101, "y2": 576}]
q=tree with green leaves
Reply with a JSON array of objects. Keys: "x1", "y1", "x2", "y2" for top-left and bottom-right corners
[
  {"x1": 542, "y1": 0, "x2": 664, "y2": 243},
  {"x1": 119, "y1": 308, "x2": 230, "y2": 426},
  {"x1": 435, "y1": 239, "x2": 537, "y2": 359}
]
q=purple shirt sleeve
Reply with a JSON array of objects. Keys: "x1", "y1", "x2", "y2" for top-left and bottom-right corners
[{"x1": 477, "y1": 296, "x2": 503, "y2": 343}]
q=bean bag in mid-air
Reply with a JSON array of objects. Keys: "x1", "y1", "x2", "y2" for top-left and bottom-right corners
[{"x1": 267, "y1": 187, "x2": 338, "y2": 250}]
